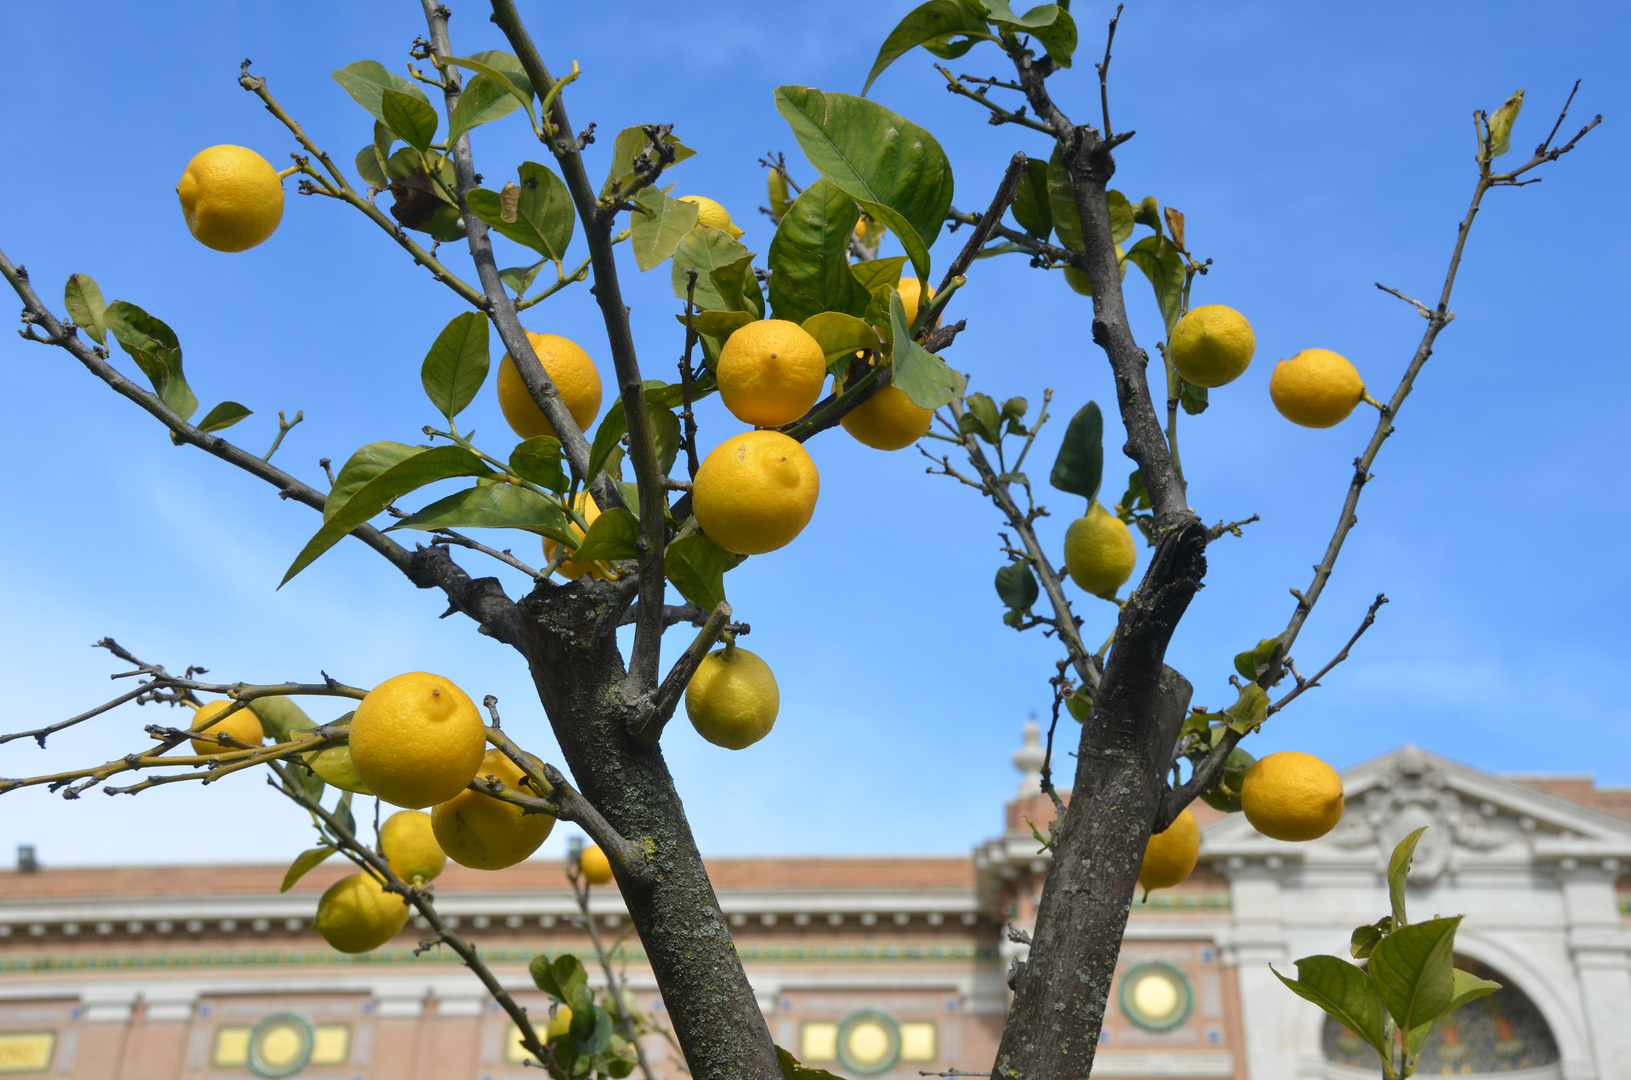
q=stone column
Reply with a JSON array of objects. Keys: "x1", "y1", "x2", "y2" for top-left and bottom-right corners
[{"x1": 1561, "y1": 858, "x2": 1631, "y2": 1080}]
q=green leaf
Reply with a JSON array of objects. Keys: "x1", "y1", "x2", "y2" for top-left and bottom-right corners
[
  {"x1": 500, "y1": 259, "x2": 546, "y2": 298},
  {"x1": 600, "y1": 124, "x2": 696, "y2": 200},
  {"x1": 197, "y1": 401, "x2": 252, "y2": 434},
  {"x1": 1124, "y1": 234, "x2": 1186, "y2": 335},
  {"x1": 630, "y1": 188, "x2": 700, "y2": 272},
  {"x1": 768, "y1": 178, "x2": 870, "y2": 323},
  {"x1": 389, "y1": 483, "x2": 579, "y2": 548},
  {"x1": 441, "y1": 54, "x2": 538, "y2": 134},
  {"x1": 588, "y1": 401, "x2": 633, "y2": 483},
  {"x1": 1271, "y1": 957, "x2": 1388, "y2": 1062},
  {"x1": 774, "y1": 86, "x2": 954, "y2": 283},
  {"x1": 1107, "y1": 189, "x2": 1135, "y2": 246},
  {"x1": 466, "y1": 161, "x2": 575, "y2": 263},
  {"x1": 1178, "y1": 377, "x2": 1208, "y2": 416},
  {"x1": 664, "y1": 534, "x2": 740, "y2": 613},
  {"x1": 572, "y1": 507, "x2": 640, "y2": 564},
  {"x1": 103, "y1": 300, "x2": 196, "y2": 420},
  {"x1": 1065, "y1": 691, "x2": 1090, "y2": 721},
  {"x1": 849, "y1": 255, "x2": 910, "y2": 293},
  {"x1": 776, "y1": 1046, "x2": 847, "y2": 1080},
  {"x1": 1350, "y1": 917, "x2": 1391, "y2": 961},
  {"x1": 710, "y1": 253, "x2": 765, "y2": 318},
  {"x1": 279, "y1": 846, "x2": 335, "y2": 893},
  {"x1": 801, "y1": 311, "x2": 881, "y2": 369},
  {"x1": 1482, "y1": 89, "x2": 1525, "y2": 164},
  {"x1": 862, "y1": 0, "x2": 995, "y2": 95},
  {"x1": 670, "y1": 227, "x2": 754, "y2": 311},
  {"x1": 961, "y1": 392, "x2": 1001, "y2": 444},
  {"x1": 510, "y1": 436, "x2": 568, "y2": 493},
  {"x1": 1118, "y1": 469, "x2": 1150, "y2": 513},
  {"x1": 647, "y1": 405, "x2": 682, "y2": 476},
  {"x1": 446, "y1": 71, "x2": 525, "y2": 147},
  {"x1": 420, "y1": 311, "x2": 490, "y2": 424},
  {"x1": 64, "y1": 273, "x2": 108, "y2": 346},
  {"x1": 1046, "y1": 143, "x2": 1083, "y2": 252},
  {"x1": 1011, "y1": 158, "x2": 1052, "y2": 239},
  {"x1": 572, "y1": 1005, "x2": 614, "y2": 1057},
  {"x1": 1222, "y1": 683, "x2": 1269, "y2": 734},
  {"x1": 1233, "y1": 637, "x2": 1281, "y2": 682},
  {"x1": 1369, "y1": 915, "x2": 1460, "y2": 1045},
  {"x1": 247, "y1": 695, "x2": 313, "y2": 744},
  {"x1": 331, "y1": 60, "x2": 430, "y2": 126},
  {"x1": 380, "y1": 87, "x2": 438, "y2": 152},
  {"x1": 333, "y1": 790, "x2": 355, "y2": 837},
  {"x1": 1049, "y1": 401, "x2": 1103, "y2": 502},
  {"x1": 1198, "y1": 746, "x2": 1256, "y2": 814},
  {"x1": 887, "y1": 291, "x2": 964, "y2": 409},
  {"x1": 1389, "y1": 826, "x2": 1429, "y2": 929},
  {"x1": 283, "y1": 446, "x2": 494, "y2": 586},
  {"x1": 981, "y1": 0, "x2": 1077, "y2": 66},
  {"x1": 676, "y1": 311, "x2": 757, "y2": 373},
  {"x1": 326, "y1": 441, "x2": 421, "y2": 521},
  {"x1": 355, "y1": 145, "x2": 389, "y2": 189},
  {"x1": 995, "y1": 560, "x2": 1038, "y2": 613},
  {"x1": 1449, "y1": 967, "x2": 1502, "y2": 1013}
]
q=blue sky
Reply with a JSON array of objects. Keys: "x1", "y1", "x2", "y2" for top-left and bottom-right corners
[{"x1": 0, "y1": 1, "x2": 1624, "y2": 867}]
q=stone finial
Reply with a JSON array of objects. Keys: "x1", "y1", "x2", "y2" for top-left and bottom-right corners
[{"x1": 1013, "y1": 718, "x2": 1046, "y2": 797}]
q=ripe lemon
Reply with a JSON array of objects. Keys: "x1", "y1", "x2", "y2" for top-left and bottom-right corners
[
  {"x1": 1168, "y1": 304, "x2": 1255, "y2": 388},
  {"x1": 693, "y1": 430, "x2": 819, "y2": 555},
  {"x1": 685, "y1": 645, "x2": 779, "y2": 750},
  {"x1": 187, "y1": 700, "x2": 264, "y2": 757},
  {"x1": 717, "y1": 319, "x2": 827, "y2": 427},
  {"x1": 1139, "y1": 808, "x2": 1200, "y2": 892},
  {"x1": 855, "y1": 217, "x2": 870, "y2": 240},
  {"x1": 349, "y1": 672, "x2": 488, "y2": 809},
  {"x1": 840, "y1": 383, "x2": 934, "y2": 451},
  {"x1": 547, "y1": 1005, "x2": 574, "y2": 1041},
  {"x1": 579, "y1": 844, "x2": 615, "y2": 885},
  {"x1": 1063, "y1": 502, "x2": 1138, "y2": 599},
  {"x1": 176, "y1": 145, "x2": 284, "y2": 252},
  {"x1": 543, "y1": 493, "x2": 605, "y2": 580},
  {"x1": 496, "y1": 332, "x2": 603, "y2": 441},
  {"x1": 432, "y1": 749, "x2": 556, "y2": 871},
  {"x1": 313, "y1": 871, "x2": 410, "y2": 953},
  {"x1": 679, "y1": 195, "x2": 744, "y2": 239},
  {"x1": 1242, "y1": 750, "x2": 1345, "y2": 841},
  {"x1": 1269, "y1": 348, "x2": 1366, "y2": 428},
  {"x1": 898, "y1": 277, "x2": 936, "y2": 326},
  {"x1": 380, "y1": 810, "x2": 447, "y2": 884}
]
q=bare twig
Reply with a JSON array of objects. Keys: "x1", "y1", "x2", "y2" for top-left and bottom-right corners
[
  {"x1": 1205, "y1": 514, "x2": 1260, "y2": 543},
  {"x1": 934, "y1": 66, "x2": 1053, "y2": 134},
  {"x1": 631, "y1": 603, "x2": 732, "y2": 745},
  {"x1": 431, "y1": 530, "x2": 544, "y2": 580},
  {"x1": 931, "y1": 153, "x2": 1030, "y2": 327},
  {"x1": 1269, "y1": 594, "x2": 1388, "y2": 717},
  {"x1": 1094, "y1": 5, "x2": 1125, "y2": 138}
]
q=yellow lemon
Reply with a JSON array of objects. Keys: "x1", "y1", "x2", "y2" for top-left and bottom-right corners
[
  {"x1": 176, "y1": 145, "x2": 284, "y2": 252},
  {"x1": 580, "y1": 844, "x2": 615, "y2": 885},
  {"x1": 547, "y1": 1005, "x2": 574, "y2": 1041},
  {"x1": 380, "y1": 810, "x2": 447, "y2": 884},
  {"x1": 1138, "y1": 808, "x2": 1200, "y2": 892},
  {"x1": 1063, "y1": 265, "x2": 1094, "y2": 296},
  {"x1": 685, "y1": 645, "x2": 779, "y2": 750},
  {"x1": 187, "y1": 700, "x2": 264, "y2": 757},
  {"x1": 313, "y1": 871, "x2": 410, "y2": 954},
  {"x1": 767, "y1": 172, "x2": 791, "y2": 218},
  {"x1": 1241, "y1": 750, "x2": 1345, "y2": 841},
  {"x1": 840, "y1": 383, "x2": 934, "y2": 451},
  {"x1": 679, "y1": 195, "x2": 744, "y2": 239},
  {"x1": 432, "y1": 749, "x2": 556, "y2": 871},
  {"x1": 349, "y1": 672, "x2": 488, "y2": 809},
  {"x1": 543, "y1": 493, "x2": 605, "y2": 580},
  {"x1": 1168, "y1": 304, "x2": 1255, "y2": 388},
  {"x1": 1062, "y1": 502, "x2": 1137, "y2": 599},
  {"x1": 1269, "y1": 348, "x2": 1366, "y2": 428},
  {"x1": 693, "y1": 430, "x2": 819, "y2": 555},
  {"x1": 855, "y1": 217, "x2": 869, "y2": 240},
  {"x1": 898, "y1": 277, "x2": 936, "y2": 326},
  {"x1": 496, "y1": 332, "x2": 603, "y2": 441},
  {"x1": 716, "y1": 319, "x2": 827, "y2": 427}
]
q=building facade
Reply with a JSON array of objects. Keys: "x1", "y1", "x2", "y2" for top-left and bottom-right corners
[{"x1": 1, "y1": 736, "x2": 1628, "y2": 1079}]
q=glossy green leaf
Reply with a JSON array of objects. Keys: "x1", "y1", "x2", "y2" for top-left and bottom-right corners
[
  {"x1": 500, "y1": 259, "x2": 547, "y2": 298},
  {"x1": 530, "y1": 952, "x2": 588, "y2": 1000},
  {"x1": 326, "y1": 441, "x2": 421, "y2": 521},
  {"x1": 1011, "y1": 158, "x2": 1052, "y2": 239},
  {"x1": 600, "y1": 124, "x2": 696, "y2": 200},
  {"x1": 572, "y1": 507, "x2": 640, "y2": 564},
  {"x1": 710, "y1": 253, "x2": 764, "y2": 318},
  {"x1": 441, "y1": 54, "x2": 538, "y2": 134},
  {"x1": 510, "y1": 436, "x2": 568, "y2": 493},
  {"x1": 981, "y1": 0, "x2": 1077, "y2": 66},
  {"x1": 1223, "y1": 683, "x2": 1269, "y2": 734},
  {"x1": 1125, "y1": 234, "x2": 1186, "y2": 335},
  {"x1": 331, "y1": 60, "x2": 429, "y2": 126},
  {"x1": 588, "y1": 400, "x2": 633, "y2": 483},
  {"x1": 64, "y1": 273, "x2": 107, "y2": 346},
  {"x1": 247, "y1": 695, "x2": 313, "y2": 744},
  {"x1": 446, "y1": 72, "x2": 524, "y2": 147},
  {"x1": 1389, "y1": 826, "x2": 1428, "y2": 929},
  {"x1": 630, "y1": 187, "x2": 700, "y2": 272},
  {"x1": 802, "y1": 311, "x2": 880, "y2": 366},
  {"x1": 284, "y1": 446, "x2": 494, "y2": 586},
  {"x1": 664, "y1": 534, "x2": 739, "y2": 613},
  {"x1": 1046, "y1": 143, "x2": 1083, "y2": 252},
  {"x1": 678, "y1": 310, "x2": 757, "y2": 350},
  {"x1": 671, "y1": 227, "x2": 754, "y2": 311},
  {"x1": 774, "y1": 86, "x2": 954, "y2": 283},
  {"x1": 887, "y1": 291, "x2": 964, "y2": 409},
  {"x1": 572, "y1": 1005, "x2": 614, "y2": 1057},
  {"x1": 466, "y1": 161, "x2": 575, "y2": 263},
  {"x1": 1233, "y1": 637, "x2": 1281, "y2": 682},
  {"x1": 1369, "y1": 915, "x2": 1460, "y2": 1044},
  {"x1": 381, "y1": 88, "x2": 438, "y2": 151},
  {"x1": 420, "y1": 311, "x2": 490, "y2": 424},
  {"x1": 862, "y1": 0, "x2": 995, "y2": 95},
  {"x1": 768, "y1": 178, "x2": 870, "y2": 323},
  {"x1": 849, "y1": 255, "x2": 909, "y2": 293},
  {"x1": 197, "y1": 401, "x2": 252, "y2": 434},
  {"x1": 1178, "y1": 377, "x2": 1208, "y2": 416},
  {"x1": 1049, "y1": 401, "x2": 1103, "y2": 502},
  {"x1": 104, "y1": 300, "x2": 196, "y2": 420},
  {"x1": 648, "y1": 405, "x2": 682, "y2": 476},
  {"x1": 279, "y1": 846, "x2": 336, "y2": 893},
  {"x1": 390, "y1": 482, "x2": 579, "y2": 547},
  {"x1": 1198, "y1": 747, "x2": 1256, "y2": 814},
  {"x1": 962, "y1": 392, "x2": 1001, "y2": 444},
  {"x1": 332, "y1": 790, "x2": 355, "y2": 838},
  {"x1": 995, "y1": 560, "x2": 1038, "y2": 612},
  {"x1": 1449, "y1": 967, "x2": 1502, "y2": 1013},
  {"x1": 1107, "y1": 189, "x2": 1135, "y2": 245},
  {"x1": 1272, "y1": 957, "x2": 1388, "y2": 1061},
  {"x1": 354, "y1": 145, "x2": 388, "y2": 188},
  {"x1": 1350, "y1": 917, "x2": 1392, "y2": 961}
]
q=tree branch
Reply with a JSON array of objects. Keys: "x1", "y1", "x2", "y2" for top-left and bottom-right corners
[
  {"x1": 630, "y1": 602, "x2": 732, "y2": 746},
  {"x1": 930, "y1": 152, "x2": 1029, "y2": 327}
]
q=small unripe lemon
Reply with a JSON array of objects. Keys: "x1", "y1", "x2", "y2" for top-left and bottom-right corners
[
  {"x1": 432, "y1": 749, "x2": 555, "y2": 871},
  {"x1": 314, "y1": 871, "x2": 410, "y2": 954},
  {"x1": 1062, "y1": 502, "x2": 1137, "y2": 599},
  {"x1": 187, "y1": 700, "x2": 264, "y2": 757},
  {"x1": 1063, "y1": 266, "x2": 1094, "y2": 296},
  {"x1": 580, "y1": 845, "x2": 614, "y2": 885},
  {"x1": 767, "y1": 173, "x2": 791, "y2": 219},
  {"x1": 1269, "y1": 348, "x2": 1365, "y2": 428},
  {"x1": 840, "y1": 383, "x2": 934, "y2": 451},
  {"x1": 1138, "y1": 809, "x2": 1200, "y2": 892},
  {"x1": 496, "y1": 332, "x2": 603, "y2": 441},
  {"x1": 685, "y1": 645, "x2": 779, "y2": 750},
  {"x1": 176, "y1": 145, "x2": 284, "y2": 252},
  {"x1": 1168, "y1": 304, "x2": 1255, "y2": 388},
  {"x1": 349, "y1": 672, "x2": 488, "y2": 809},
  {"x1": 1241, "y1": 751, "x2": 1345, "y2": 841},
  {"x1": 693, "y1": 430, "x2": 819, "y2": 555},
  {"x1": 380, "y1": 810, "x2": 447, "y2": 884},
  {"x1": 717, "y1": 319, "x2": 827, "y2": 427},
  {"x1": 679, "y1": 195, "x2": 744, "y2": 239}
]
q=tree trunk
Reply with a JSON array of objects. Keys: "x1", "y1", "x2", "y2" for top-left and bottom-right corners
[{"x1": 519, "y1": 581, "x2": 781, "y2": 1079}]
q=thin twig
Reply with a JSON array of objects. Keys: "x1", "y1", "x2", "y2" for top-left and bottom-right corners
[
  {"x1": 1205, "y1": 514, "x2": 1260, "y2": 543},
  {"x1": 262, "y1": 409, "x2": 303, "y2": 462},
  {"x1": 1268, "y1": 594, "x2": 1388, "y2": 716},
  {"x1": 432, "y1": 530, "x2": 544, "y2": 579},
  {"x1": 631, "y1": 603, "x2": 732, "y2": 745},
  {"x1": 934, "y1": 66, "x2": 1054, "y2": 134},
  {"x1": 1094, "y1": 5, "x2": 1124, "y2": 138}
]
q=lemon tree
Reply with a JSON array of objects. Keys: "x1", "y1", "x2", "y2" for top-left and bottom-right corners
[{"x1": 0, "y1": 3, "x2": 1599, "y2": 1078}]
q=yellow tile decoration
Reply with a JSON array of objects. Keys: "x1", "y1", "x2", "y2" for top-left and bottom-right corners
[
  {"x1": 0, "y1": 1033, "x2": 55, "y2": 1074},
  {"x1": 900, "y1": 1022, "x2": 937, "y2": 1061},
  {"x1": 311, "y1": 1025, "x2": 350, "y2": 1065},
  {"x1": 800, "y1": 1022, "x2": 839, "y2": 1062},
  {"x1": 212, "y1": 1027, "x2": 252, "y2": 1067}
]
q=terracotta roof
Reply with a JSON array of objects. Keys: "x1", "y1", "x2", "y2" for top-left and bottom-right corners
[{"x1": 1508, "y1": 775, "x2": 1631, "y2": 823}]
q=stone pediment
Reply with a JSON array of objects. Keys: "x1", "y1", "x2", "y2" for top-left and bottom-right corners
[{"x1": 1200, "y1": 745, "x2": 1631, "y2": 878}]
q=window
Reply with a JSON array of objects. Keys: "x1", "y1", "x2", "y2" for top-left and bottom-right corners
[
  {"x1": 0, "y1": 1033, "x2": 55, "y2": 1074},
  {"x1": 900, "y1": 1022, "x2": 937, "y2": 1062},
  {"x1": 800, "y1": 1022, "x2": 838, "y2": 1062},
  {"x1": 1118, "y1": 962, "x2": 1193, "y2": 1032}
]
